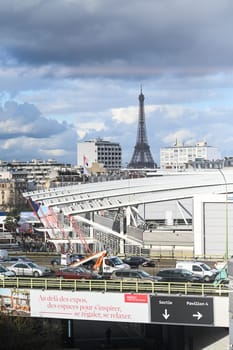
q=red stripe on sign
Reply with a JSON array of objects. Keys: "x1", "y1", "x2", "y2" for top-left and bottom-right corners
[{"x1": 124, "y1": 294, "x2": 148, "y2": 303}]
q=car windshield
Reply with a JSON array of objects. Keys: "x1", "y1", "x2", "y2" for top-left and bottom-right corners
[
  {"x1": 78, "y1": 266, "x2": 89, "y2": 272},
  {"x1": 138, "y1": 270, "x2": 151, "y2": 277},
  {"x1": 182, "y1": 270, "x2": 192, "y2": 276},
  {"x1": 75, "y1": 267, "x2": 88, "y2": 273},
  {"x1": 27, "y1": 262, "x2": 39, "y2": 268},
  {"x1": 0, "y1": 265, "x2": 7, "y2": 273},
  {"x1": 110, "y1": 257, "x2": 123, "y2": 266},
  {"x1": 200, "y1": 263, "x2": 211, "y2": 271}
]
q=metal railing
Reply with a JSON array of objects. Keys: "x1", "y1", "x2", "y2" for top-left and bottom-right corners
[{"x1": 0, "y1": 277, "x2": 229, "y2": 296}]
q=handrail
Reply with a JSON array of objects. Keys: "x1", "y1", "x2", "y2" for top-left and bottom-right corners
[{"x1": 0, "y1": 278, "x2": 229, "y2": 296}]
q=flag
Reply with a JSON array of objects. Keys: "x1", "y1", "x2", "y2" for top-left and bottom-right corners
[
  {"x1": 83, "y1": 154, "x2": 89, "y2": 175},
  {"x1": 28, "y1": 197, "x2": 41, "y2": 220},
  {"x1": 83, "y1": 155, "x2": 89, "y2": 167}
]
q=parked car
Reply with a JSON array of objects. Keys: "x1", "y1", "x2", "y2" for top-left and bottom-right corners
[
  {"x1": 156, "y1": 268, "x2": 203, "y2": 283},
  {"x1": 123, "y1": 256, "x2": 155, "y2": 268},
  {"x1": 55, "y1": 266, "x2": 102, "y2": 280},
  {"x1": 3, "y1": 256, "x2": 33, "y2": 265},
  {"x1": 110, "y1": 268, "x2": 161, "y2": 281},
  {"x1": 8, "y1": 262, "x2": 51, "y2": 277},
  {"x1": 51, "y1": 254, "x2": 85, "y2": 266},
  {"x1": 176, "y1": 261, "x2": 217, "y2": 282},
  {"x1": 0, "y1": 264, "x2": 15, "y2": 278}
]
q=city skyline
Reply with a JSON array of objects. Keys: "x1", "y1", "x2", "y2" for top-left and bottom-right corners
[{"x1": 0, "y1": 1, "x2": 233, "y2": 166}]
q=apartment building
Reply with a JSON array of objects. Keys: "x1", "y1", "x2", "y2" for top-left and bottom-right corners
[
  {"x1": 0, "y1": 159, "x2": 83, "y2": 210},
  {"x1": 160, "y1": 141, "x2": 221, "y2": 170},
  {"x1": 77, "y1": 138, "x2": 122, "y2": 171}
]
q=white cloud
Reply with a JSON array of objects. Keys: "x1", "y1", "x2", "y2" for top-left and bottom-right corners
[
  {"x1": 111, "y1": 105, "x2": 157, "y2": 124},
  {"x1": 163, "y1": 129, "x2": 196, "y2": 146},
  {"x1": 2, "y1": 138, "x2": 19, "y2": 150},
  {"x1": 111, "y1": 106, "x2": 137, "y2": 124},
  {"x1": 41, "y1": 148, "x2": 67, "y2": 157},
  {"x1": 76, "y1": 122, "x2": 107, "y2": 139},
  {"x1": 160, "y1": 105, "x2": 189, "y2": 121}
]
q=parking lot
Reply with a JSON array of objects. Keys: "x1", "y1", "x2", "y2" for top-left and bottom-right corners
[
  {"x1": 1, "y1": 250, "x2": 221, "y2": 281},
  {"x1": 1, "y1": 251, "x2": 176, "y2": 276}
]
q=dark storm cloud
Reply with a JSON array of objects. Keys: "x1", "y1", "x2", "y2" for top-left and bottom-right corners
[
  {"x1": 0, "y1": 101, "x2": 67, "y2": 138},
  {"x1": 0, "y1": 99, "x2": 78, "y2": 163},
  {"x1": 1, "y1": 0, "x2": 233, "y2": 73},
  {"x1": 0, "y1": 0, "x2": 233, "y2": 166}
]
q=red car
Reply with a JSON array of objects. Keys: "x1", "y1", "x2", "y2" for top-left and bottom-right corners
[{"x1": 55, "y1": 266, "x2": 102, "y2": 280}]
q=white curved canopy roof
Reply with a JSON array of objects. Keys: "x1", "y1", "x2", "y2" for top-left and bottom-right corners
[{"x1": 23, "y1": 169, "x2": 233, "y2": 216}]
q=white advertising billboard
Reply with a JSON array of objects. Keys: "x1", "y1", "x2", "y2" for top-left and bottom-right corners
[{"x1": 30, "y1": 290, "x2": 149, "y2": 323}]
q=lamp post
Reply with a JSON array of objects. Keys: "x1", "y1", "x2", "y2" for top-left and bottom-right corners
[{"x1": 218, "y1": 168, "x2": 229, "y2": 260}]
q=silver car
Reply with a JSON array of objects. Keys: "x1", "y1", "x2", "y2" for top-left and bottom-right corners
[
  {"x1": 0, "y1": 264, "x2": 15, "y2": 278},
  {"x1": 110, "y1": 269, "x2": 161, "y2": 281},
  {"x1": 8, "y1": 262, "x2": 51, "y2": 277}
]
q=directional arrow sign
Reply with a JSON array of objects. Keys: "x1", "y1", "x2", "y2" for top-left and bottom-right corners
[
  {"x1": 150, "y1": 295, "x2": 213, "y2": 325},
  {"x1": 193, "y1": 311, "x2": 202, "y2": 320},
  {"x1": 162, "y1": 309, "x2": 170, "y2": 320}
]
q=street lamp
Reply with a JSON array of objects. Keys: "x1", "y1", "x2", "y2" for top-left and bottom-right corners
[{"x1": 218, "y1": 168, "x2": 229, "y2": 260}]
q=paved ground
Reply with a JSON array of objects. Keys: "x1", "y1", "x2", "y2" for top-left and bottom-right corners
[{"x1": 5, "y1": 250, "x2": 217, "y2": 275}]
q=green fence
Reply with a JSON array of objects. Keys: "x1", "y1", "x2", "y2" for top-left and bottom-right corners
[{"x1": 0, "y1": 277, "x2": 229, "y2": 296}]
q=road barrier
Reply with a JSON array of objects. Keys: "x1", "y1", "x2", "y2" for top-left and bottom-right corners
[{"x1": 0, "y1": 277, "x2": 229, "y2": 296}]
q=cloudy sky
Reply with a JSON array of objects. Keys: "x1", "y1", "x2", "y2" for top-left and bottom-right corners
[{"x1": 1, "y1": 0, "x2": 233, "y2": 166}]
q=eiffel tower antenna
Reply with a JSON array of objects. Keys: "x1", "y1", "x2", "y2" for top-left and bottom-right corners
[{"x1": 128, "y1": 88, "x2": 156, "y2": 169}]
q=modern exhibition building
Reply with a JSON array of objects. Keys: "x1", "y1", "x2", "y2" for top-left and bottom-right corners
[{"x1": 22, "y1": 167, "x2": 233, "y2": 260}]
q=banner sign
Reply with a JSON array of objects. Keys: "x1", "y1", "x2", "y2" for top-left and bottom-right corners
[{"x1": 30, "y1": 290, "x2": 149, "y2": 323}]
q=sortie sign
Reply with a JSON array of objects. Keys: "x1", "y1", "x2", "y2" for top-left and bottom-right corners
[{"x1": 150, "y1": 295, "x2": 214, "y2": 325}]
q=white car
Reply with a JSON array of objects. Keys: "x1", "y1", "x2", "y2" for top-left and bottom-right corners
[
  {"x1": 8, "y1": 262, "x2": 51, "y2": 277},
  {"x1": 0, "y1": 264, "x2": 15, "y2": 278}
]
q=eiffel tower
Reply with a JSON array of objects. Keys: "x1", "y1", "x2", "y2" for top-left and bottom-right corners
[{"x1": 128, "y1": 88, "x2": 156, "y2": 169}]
